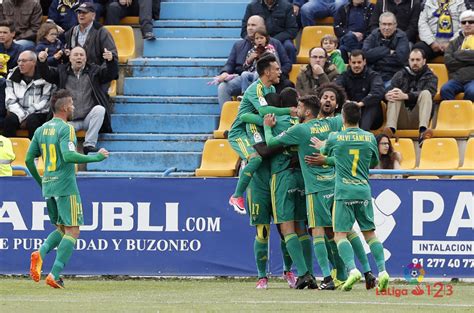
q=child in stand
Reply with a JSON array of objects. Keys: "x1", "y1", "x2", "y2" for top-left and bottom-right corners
[
  {"x1": 321, "y1": 35, "x2": 346, "y2": 74},
  {"x1": 35, "y1": 22, "x2": 64, "y2": 67},
  {"x1": 240, "y1": 27, "x2": 280, "y2": 93}
]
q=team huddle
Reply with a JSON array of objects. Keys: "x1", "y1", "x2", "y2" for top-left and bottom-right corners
[{"x1": 228, "y1": 53, "x2": 390, "y2": 291}]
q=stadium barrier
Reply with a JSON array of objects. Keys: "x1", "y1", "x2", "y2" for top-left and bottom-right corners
[{"x1": 0, "y1": 177, "x2": 472, "y2": 278}]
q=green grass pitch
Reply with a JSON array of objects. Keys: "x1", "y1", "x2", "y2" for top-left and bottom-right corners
[{"x1": 0, "y1": 277, "x2": 473, "y2": 312}]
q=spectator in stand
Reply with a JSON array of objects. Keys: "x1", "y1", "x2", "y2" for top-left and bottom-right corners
[
  {"x1": 216, "y1": 15, "x2": 292, "y2": 109},
  {"x1": 0, "y1": 134, "x2": 15, "y2": 176},
  {"x1": 240, "y1": 27, "x2": 279, "y2": 93},
  {"x1": 4, "y1": 51, "x2": 54, "y2": 139},
  {"x1": 321, "y1": 34, "x2": 346, "y2": 73},
  {"x1": 414, "y1": 0, "x2": 468, "y2": 61},
  {"x1": 241, "y1": 0, "x2": 298, "y2": 63},
  {"x1": 370, "y1": 134, "x2": 402, "y2": 179},
  {"x1": 363, "y1": 12, "x2": 410, "y2": 87},
  {"x1": 299, "y1": 0, "x2": 348, "y2": 27},
  {"x1": 35, "y1": 22, "x2": 65, "y2": 66},
  {"x1": 64, "y1": 2, "x2": 118, "y2": 66},
  {"x1": 41, "y1": 0, "x2": 53, "y2": 15},
  {"x1": 315, "y1": 82, "x2": 347, "y2": 118},
  {"x1": 296, "y1": 47, "x2": 339, "y2": 96},
  {"x1": 383, "y1": 49, "x2": 437, "y2": 146},
  {"x1": 0, "y1": 0, "x2": 43, "y2": 49},
  {"x1": 369, "y1": 0, "x2": 421, "y2": 44},
  {"x1": 106, "y1": 0, "x2": 159, "y2": 41},
  {"x1": 336, "y1": 49, "x2": 385, "y2": 130},
  {"x1": 334, "y1": 0, "x2": 374, "y2": 62},
  {"x1": 37, "y1": 46, "x2": 118, "y2": 154},
  {"x1": 441, "y1": 9, "x2": 474, "y2": 101},
  {"x1": 48, "y1": 0, "x2": 95, "y2": 32}
]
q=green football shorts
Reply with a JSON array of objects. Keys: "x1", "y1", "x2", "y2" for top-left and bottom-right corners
[
  {"x1": 333, "y1": 199, "x2": 375, "y2": 232},
  {"x1": 306, "y1": 189, "x2": 334, "y2": 228},
  {"x1": 247, "y1": 161, "x2": 272, "y2": 226},
  {"x1": 46, "y1": 194, "x2": 84, "y2": 227},
  {"x1": 270, "y1": 168, "x2": 306, "y2": 224}
]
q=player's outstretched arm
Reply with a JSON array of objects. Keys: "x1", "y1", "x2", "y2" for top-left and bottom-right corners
[
  {"x1": 258, "y1": 105, "x2": 295, "y2": 117},
  {"x1": 25, "y1": 136, "x2": 42, "y2": 186},
  {"x1": 63, "y1": 148, "x2": 109, "y2": 164},
  {"x1": 240, "y1": 113, "x2": 263, "y2": 126}
]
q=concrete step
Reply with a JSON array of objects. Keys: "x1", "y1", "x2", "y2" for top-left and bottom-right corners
[
  {"x1": 123, "y1": 77, "x2": 218, "y2": 96},
  {"x1": 110, "y1": 113, "x2": 219, "y2": 133},
  {"x1": 129, "y1": 65, "x2": 220, "y2": 77},
  {"x1": 143, "y1": 38, "x2": 236, "y2": 58},
  {"x1": 86, "y1": 152, "x2": 202, "y2": 172},
  {"x1": 113, "y1": 95, "x2": 218, "y2": 104},
  {"x1": 160, "y1": 2, "x2": 247, "y2": 20},
  {"x1": 154, "y1": 20, "x2": 241, "y2": 28},
  {"x1": 128, "y1": 57, "x2": 226, "y2": 66},
  {"x1": 155, "y1": 27, "x2": 240, "y2": 38},
  {"x1": 114, "y1": 102, "x2": 219, "y2": 114}
]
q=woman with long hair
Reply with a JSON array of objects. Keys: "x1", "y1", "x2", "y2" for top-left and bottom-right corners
[{"x1": 371, "y1": 134, "x2": 402, "y2": 178}]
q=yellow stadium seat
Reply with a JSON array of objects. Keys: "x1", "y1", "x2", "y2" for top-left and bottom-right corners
[
  {"x1": 408, "y1": 176, "x2": 440, "y2": 179},
  {"x1": 11, "y1": 138, "x2": 31, "y2": 176},
  {"x1": 108, "y1": 80, "x2": 117, "y2": 97},
  {"x1": 434, "y1": 100, "x2": 473, "y2": 137},
  {"x1": 428, "y1": 64, "x2": 447, "y2": 101},
  {"x1": 390, "y1": 138, "x2": 416, "y2": 169},
  {"x1": 431, "y1": 55, "x2": 444, "y2": 63},
  {"x1": 16, "y1": 129, "x2": 86, "y2": 138},
  {"x1": 460, "y1": 138, "x2": 474, "y2": 169},
  {"x1": 289, "y1": 64, "x2": 305, "y2": 85},
  {"x1": 418, "y1": 138, "x2": 459, "y2": 170},
  {"x1": 451, "y1": 175, "x2": 474, "y2": 180},
  {"x1": 120, "y1": 16, "x2": 139, "y2": 25},
  {"x1": 213, "y1": 101, "x2": 239, "y2": 139},
  {"x1": 296, "y1": 26, "x2": 335, "y2": 64},
  {"x1": 104, "y1": 25, "x2": 135, "y2": 63},
  {"x1": 315, "y1": 17, "x2": 334, "y2": 25},
  {"x1": 195, "y1": 139, "x2": 239, "y2": 177}
]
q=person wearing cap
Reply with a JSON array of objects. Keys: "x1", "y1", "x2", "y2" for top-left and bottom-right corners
[
  {"x1": 47, "y1": 0, "x2": 103, "y2": 32},
  {"x1": 63, "y1": 2, "x2": 118, "y2": 66},
  {"x1": 441, "y1": 9, "x2": 474, "y2": 101}
]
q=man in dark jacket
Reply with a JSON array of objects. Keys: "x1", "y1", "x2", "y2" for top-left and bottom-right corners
[
  {"x1": 37, "y1": 46, "x2": 118, "y2": 154},
  {"x1": 369, "y1": 0, "x2": 421, "y2": 43},
  {"x1": 241, "y1": 0, "x2": 298, "y2": 63},
  {"x1": 384, "y1": 49, "x2": 438, "y2": 145},
  {"x1": 0, "y1": 0, "x2": 42, "y2": 49},
  {"x1": 363, "y1": 12, "x2": 410, "y2": 87},
  {"x1": 63, "y1": 2, "x2": 118, "y2": 65},
  {"x1": 336, "y1": 49, "x2": 385, "y2": 130},
  {"x1": 218, "y1": 15, "x2": 292, "y2": 108},
  {"x1": 334, "y1": 0, "x2": 374, "y2": 62},
  {"x1": 441, "y1": 9, "x2": 474, "y2": 101}
]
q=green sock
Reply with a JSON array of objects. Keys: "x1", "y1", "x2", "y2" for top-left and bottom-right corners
[
  {"x1": 254, "y1": 237, "x2": 268, "y2": 278},
  {"x1": 51, "y1": 235, "x2": 76, "y2": 280},
  {"x1": 328, "y1": 238, "x2": 348, "y2": 281},
  {"x1": 284, "y1": 233, "x2": 308, "y2": 277},
  {"x1": 313, "y1": 235, "x2": 331, "y2": 277},
  {"x1": 280, "y1": 239, "x2": 292, "y2": 272},
  {"x1": 367, "y1": 237, "x2": 386, "y2": 272},
  {"x1": 39, "y1": 229, "x2": 64, "y2": 259},
  {"x1": 234, "y1": 156, "x2": 262, "y2": 197},
  {"x1": 299, "y1": 234, "x2": 313, "y2": 275},
  {"x1": 325, "y1": 236, "x2": 335, "y2": 269},
  {"x1": 348, "y1": 231, "x2": 371, "y2": 273},
  {"x1": 336, "y1": 238, "x2": 356, "y2": 271}
]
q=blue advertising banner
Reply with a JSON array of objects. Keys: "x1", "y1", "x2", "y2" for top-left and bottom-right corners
[{"x1": 0, "y1": 178, "x2": 472, "y2": 278}]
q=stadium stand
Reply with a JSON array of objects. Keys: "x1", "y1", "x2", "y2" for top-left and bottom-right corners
[
  {"x1": 418, "y1": 138, "x2": 459, "y2": 170},
  {"x1": 214, "y1": 101, "x2": 239, "y2": 139},
  {"x1": 195, "y1": 139, "x2": 239, "y2": 177},
  {"x1": 390, "y1": 138, "x2": 416, "y2": 170},
  {"x1": 104, "y1": 25, "x2": 136, "y2": 63},
  {"x1": 428, "y1": 64, "x2": 465, "y2": 101},
  {"x1": 10, "y1": 137, "x2": 44, "y2": 176},
  {"x1": 433, "y1": 100, "x2": 474, "y2": 138},
  {"x1": 289, "y1": 64, "x2": 304, "y2": 85},
  {"x1": 296, "y1": 26, "x2": 335, "y2": 64},
  {"x1": 460, "y1": 138, "x2": 474, "y2": 170}
]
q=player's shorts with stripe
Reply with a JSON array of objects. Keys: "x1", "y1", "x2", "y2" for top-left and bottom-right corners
[
  {"x1": 333, "y1": 199, "x2": 375, "y2": 232},
  {"x1": 46, "y1": 194, "x2": 84, "y2": 226},
  {"x1": 229, "y1": 133, "x2": 257, "y2": 160},
  {"x1": 270, "y1": 168, "x2": 306, "y2": 224},
  {"x1": 306, "y1": 189, "x2": 334, "y2": 228},
  {"x1": 247, "y1": 161, "x2": 272, "y2": 226}
]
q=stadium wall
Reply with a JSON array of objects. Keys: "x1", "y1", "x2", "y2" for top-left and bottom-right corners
[{"x1": 0, "y1": 178, "x2": 472, "y2": 278}]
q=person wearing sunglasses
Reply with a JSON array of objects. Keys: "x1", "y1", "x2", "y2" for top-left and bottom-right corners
[{"x1": 441, "y1": 9, "x2": 474, "y2": 101}]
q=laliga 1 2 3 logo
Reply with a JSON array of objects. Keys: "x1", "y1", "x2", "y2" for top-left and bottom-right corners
[{"x1": 404, "y1": 262, "x2": 426, "y2": 284}]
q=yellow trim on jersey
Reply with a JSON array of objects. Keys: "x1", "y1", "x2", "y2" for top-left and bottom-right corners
[
  {"x1": 68, "y1": 125, "x2": 75, "y2": 142},
  {"x1": 256, "y1": 81, "x2": 264, "y2": 99},
  {"x1": 236, "y1": 138, "x2": 249, "y2": 158},
  {"x1": 331, "y1": 200, "x2": 336, "y2": 229},
  {"x1": 270, "y1": 174, "x2": 278, "y2": 223},
  {"x1": 307, "y1": 194, "x2": 316, "y2": 227},
  {"x1": 249, "y1": 124, "x2": 258, "y2": 134}
]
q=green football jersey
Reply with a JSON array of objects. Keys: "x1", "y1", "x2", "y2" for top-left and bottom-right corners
[
  {"x1": 28, "y1": 118, "x2": 79, "y2": 197},
  {"x1": 269, "y1": 115, "x2": 343, "y2": 194},
  {"x1": 269, "y1": 115, "x2": 299, "y2": 175},
  {"x1": 228, "y1": 79, "x2": 275, "y2": 139},
  {"x1": 323, "y1": 127, "x2": 379, "y2": 200}
]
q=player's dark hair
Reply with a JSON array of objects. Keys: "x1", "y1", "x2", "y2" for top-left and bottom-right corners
[
  {"x1": 315, "y1": 83, "x2": 347, "y2": 112},
  {"x1": 279, "y1": 87, "x2": 298, "y2": 108},
  {"x1": 51, "y1": 89, "x2": 73, "y2": 113},
  {"x1": 298, "y1": 95, "x2": 320, "y2": 117},
  {"x1": 256, "y1": 52, "x2": 277, "y2": 76},
  {"x1": 342, "y1": 101, "x2": 361, "y2": 125},
  {"x1": 264, "y1": 92, "x2": 281, "y2": 107},
  {"x1": 0, "y1": 20, "x2": 15, "y2": 33},
  {"x1": 350, "y1": 49, "x2": 365, "y2": 60}
]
